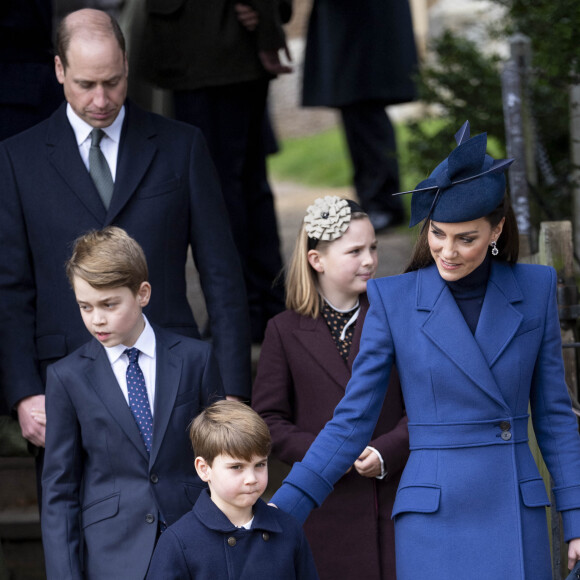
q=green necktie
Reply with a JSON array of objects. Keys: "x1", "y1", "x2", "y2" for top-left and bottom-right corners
[{"x1": 89, "y1": 128, "x2": 114, "y2": 209}]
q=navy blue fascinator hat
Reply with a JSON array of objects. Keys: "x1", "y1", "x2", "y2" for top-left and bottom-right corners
[{"x1": 398, "y1": 121, "x2": 514, "y2": 227}]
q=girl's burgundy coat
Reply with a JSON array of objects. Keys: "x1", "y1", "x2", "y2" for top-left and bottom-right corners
[{"x1": 253, "y1": 295, "x2": 409, "y2": 580}]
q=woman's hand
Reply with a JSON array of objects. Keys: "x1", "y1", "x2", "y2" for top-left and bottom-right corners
[
  {"x1": 568, "y1": 537, "x2": 580, "y2": 570},
  {"x1": 354, "y1": 447, "x2": 382, "y2": 478}
]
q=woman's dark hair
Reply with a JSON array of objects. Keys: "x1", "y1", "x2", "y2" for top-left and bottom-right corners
[{"x1": 404, "y1": 195, "x2": 519, "y2": 273}]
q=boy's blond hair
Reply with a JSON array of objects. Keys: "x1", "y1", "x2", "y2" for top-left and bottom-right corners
[
  {"x1": 66, "y1": 226, "x2": 148, "y2": 294},
  {"x1": 190, "y1": 401, "x2": 271, "y2": 465}
]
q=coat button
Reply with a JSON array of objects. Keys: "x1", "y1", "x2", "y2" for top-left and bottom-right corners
[
  {"x1": 227, "y1": 537, "x2": 236, "y2": 547},
  {"x1": 501, "y1": 431, "x2": 512, "y2": 441},
  {"x1": 499, "y1": 421, "x2": 511, "y2": 431},
  {"x1": 150, "y1": 473, "x2": 159, "y2": 484},
  {"x1": 262, "y1": 532, "x2": 270, "y2": 542},
  {"x1": 145, "y1": 514, "x2": 155, "y2": 524}
]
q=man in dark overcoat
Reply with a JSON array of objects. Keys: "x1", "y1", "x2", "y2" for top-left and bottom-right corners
[
  {"x1": 302, "y1": 0, "x2": 418, "y2": 231},
  {"x1": 138, "y1": 0, "x2": 291, "y2": 343},
  {"x1": 0, "y1": 8, "x2": 251, "y2": 449}
]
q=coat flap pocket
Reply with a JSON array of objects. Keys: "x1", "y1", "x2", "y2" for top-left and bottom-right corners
[
  {"x1": 520, "y1": 478, "x2": 550, "y2": 507},
  {"x1": 35, "y1": 335, "x2": 67, "y2": 361},
  {"x1": 81, "y1": 493, "x2": 120, "y2": 529},
  {"x1": 392, "y1": 485, "x2": 441, "y2": 518}
]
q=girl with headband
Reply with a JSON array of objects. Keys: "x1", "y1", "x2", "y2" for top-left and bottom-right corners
[{"x1": 253, "y1": 197, "x2": 408, "y2": 579}]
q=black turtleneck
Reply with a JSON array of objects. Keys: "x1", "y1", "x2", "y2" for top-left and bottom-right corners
[{"x1": 446, "y1": 254, "x2": 491, "y2": 334}]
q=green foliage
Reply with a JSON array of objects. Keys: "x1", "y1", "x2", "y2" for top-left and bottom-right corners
[
  {"x1": 267, "y1": 128, "x2": 351, "y2": 188},
  {"x1": 268, "y1": 122, "x2": 431, "y2": 194},
  {"x1": 495, "y1": 0, "x2": 580, "y2": 81},
  {"x1": 405, "y1": 31, "x2": 506, "y2": 180},
  {"x1": 406, "y1": 1, "x2": 578, "y2": 224}
]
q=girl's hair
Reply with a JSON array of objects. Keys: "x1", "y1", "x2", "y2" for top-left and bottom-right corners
[
  {"x1": 404, "y1": 194, "x2": 519, "y2": 273},
  {"x1": 285, "y1": 199, "x2": 368, "y2": 318}
]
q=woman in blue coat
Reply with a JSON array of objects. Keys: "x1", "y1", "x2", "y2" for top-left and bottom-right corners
[{"x1": 271, "y1": 122, "x2": 580, "y2": 578}]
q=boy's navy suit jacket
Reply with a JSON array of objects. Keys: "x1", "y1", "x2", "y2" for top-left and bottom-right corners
[{"x1": 41, "y1": 325, "x2": 224, "y2": 580}]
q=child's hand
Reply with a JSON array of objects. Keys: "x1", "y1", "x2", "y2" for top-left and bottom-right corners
[
  {"x1": 568, "y1": 537, "x2": 580, "y2": 571},
  {"x1": 354, "y1": 447, "x2": 381, "y2": 478}
]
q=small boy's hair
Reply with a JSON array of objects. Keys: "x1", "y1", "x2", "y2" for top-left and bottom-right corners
[
  {"x1": 190, "y1": 401, "x2": 271, "y2": 465},
  {"x1": 66, "y1": 226, "x2": 148, "y2": 294}
]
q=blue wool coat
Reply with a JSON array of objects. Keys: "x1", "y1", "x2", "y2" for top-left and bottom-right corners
[
  {"x1": 146, "y1": 489, "x2": 319, "y2": 579},
  {"x1": 272, "y1": 261, "x2": 580, "y2": 579}
]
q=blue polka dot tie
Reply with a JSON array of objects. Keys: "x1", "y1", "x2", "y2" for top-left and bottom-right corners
[{"x1": 125, "y1": 348, "x2": 153, "y2": 453}]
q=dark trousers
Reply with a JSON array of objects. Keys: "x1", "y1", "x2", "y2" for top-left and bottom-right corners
[
  {"x1": 340, "y1": 101, "x2": 404, "y2": 219},
  {"x1": 173, "y1": 80, "x2": 285, "y2": 342}
]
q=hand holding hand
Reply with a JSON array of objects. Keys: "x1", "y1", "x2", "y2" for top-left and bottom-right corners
[
  {"x1": 568, "y1": 537, "x2": 580, "y2": 571},
  {"x1": 354, "y1": 447, "x2": 382, "y2": 478}
]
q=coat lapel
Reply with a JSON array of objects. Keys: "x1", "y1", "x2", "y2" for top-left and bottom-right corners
[
  {"x1": 82, "y1": 340, "x2": 149, "y2": 461},
  {"x1": 46, "y1": 104, "x2": 107, "y2": 223},
  {"x1": 106, "y1": 102, "x2": 157, "y2": 224},
  {"x1": 149, "y1": 330, "x2": 183, "y2": 466},
  {"x1": 347, "y1": 294, "x2": 369, "y2": 371},
  {"x1": 293, "y1": 312, "x2": 351, "y2": 389},
  {"x1": 418, "y1": 264, "x2": 512, "y2": 411},
  {"x1": 475, "y1": 261, "x2": 524, "y2": 366}
]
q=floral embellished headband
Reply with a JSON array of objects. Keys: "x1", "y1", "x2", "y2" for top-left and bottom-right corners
[{"x1": 304, "y1": 196, "x2": 351, "y2": 241}]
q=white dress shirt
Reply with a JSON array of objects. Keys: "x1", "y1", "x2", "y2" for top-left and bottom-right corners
[
  {"x1": 104, "y1": 315, "x2": 157, "y2": 416},
  {"x1": 66, "y1": 104, "x2": 125, "y2": 180}
]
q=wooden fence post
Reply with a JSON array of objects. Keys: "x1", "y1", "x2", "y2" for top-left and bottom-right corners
[
  {"x1": 534, "y1": 221, "x2": 579, "y2": 579},
  {"x1": 502, "y1": 34, "x2": 534, "y2": 256}
]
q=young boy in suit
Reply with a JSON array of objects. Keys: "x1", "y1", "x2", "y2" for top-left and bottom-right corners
[
  {"x1": 41, "y1": 226, "x2": 224, "y2": 580},
  {"x1": 146, "y1": 400, "x2": 319, "y2": 579}
]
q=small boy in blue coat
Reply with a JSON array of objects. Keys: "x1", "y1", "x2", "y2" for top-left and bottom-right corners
[{"x1": 147, "y1": 400, "x2": 319, "y2": 579}]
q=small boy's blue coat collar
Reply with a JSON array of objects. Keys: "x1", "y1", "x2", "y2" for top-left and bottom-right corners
[{"x1": 194, "y1": 489, "x2": 283, "y2": 534}]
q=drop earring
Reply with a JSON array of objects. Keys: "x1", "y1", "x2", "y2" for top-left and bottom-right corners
[{"x1": 490, "y1": 240, "x2": 498, "y2": 256}]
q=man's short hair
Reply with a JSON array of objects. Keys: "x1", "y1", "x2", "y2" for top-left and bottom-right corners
[
  {"x1": 56, "y1": 10, "x2": 126, "y2": 70},
  {"x1": 190, "y1": 401, "x2": 271, "y2": 465},
  {"x1": 66, "y1": 226, "x2": 148, "y2": 294}
]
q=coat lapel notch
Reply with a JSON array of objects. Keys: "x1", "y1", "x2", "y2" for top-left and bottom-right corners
[
  {"x1": 84, "y1": 343, "x2": 149, "y2": 461},
  {"x1": 46, "y1": 106, "x2": 107, "y2": 222},
  {"x1": 418, "y1": 265, "x2": 509, "y2": 410},
  {"x1": 106, "y1": 103, "x2": 157, "y2": 223},
  {"x1": 475, "y1": 261, "x2": 523, "y2": 367},
  {"x1": 294, "y1": 315, "x2": 350, "y2": 389},
  {"x1": 149, "y1": 333, "x2": 182, "y2": 465}
]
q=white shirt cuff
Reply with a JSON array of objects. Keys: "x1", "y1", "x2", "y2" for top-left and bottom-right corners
[{"x1": 367, "y1": 446, "x2": 387, "y2": 479}]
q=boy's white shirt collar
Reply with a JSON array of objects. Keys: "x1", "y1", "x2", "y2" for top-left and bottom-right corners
[
  {"x1": 104, "y1": 314, "x2": 156, "y2": 364},
  {"x1": 66, "y1": 103, "x2": 125, "y2": 147},
  {"x1": 237, "y1": 517, "x2": 254, "y2": 529}
]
